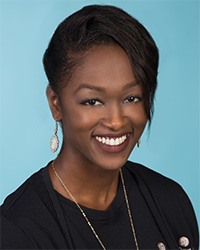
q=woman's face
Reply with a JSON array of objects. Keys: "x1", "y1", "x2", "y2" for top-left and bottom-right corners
[{"x1": 48, "y1": 44, "x2": 147, "y2": 171}]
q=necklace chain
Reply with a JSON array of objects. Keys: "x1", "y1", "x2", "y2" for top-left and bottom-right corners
[
  {"x1": 119, "y1": 168, "x2": 139, "y2": 250},
  {"x1": 51, "y1": 161, "x2": 139, "y2": 250}
]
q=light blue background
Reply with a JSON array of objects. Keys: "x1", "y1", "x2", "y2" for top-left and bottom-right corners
[{"x1": 1, "y1": 0, "x2": 199, "y2": 225}]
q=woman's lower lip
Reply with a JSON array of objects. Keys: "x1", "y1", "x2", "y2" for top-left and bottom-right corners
[{"x1": 94, "y1": 135, "x2": 131, "y2": 154}]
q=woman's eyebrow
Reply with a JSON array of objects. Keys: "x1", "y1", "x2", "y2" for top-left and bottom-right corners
[
  {"x1": 122, "y1": 81, "x2": 138, "y2": 90},
  {"x1": 74, "y1": 84, "x2": 106, "y2": 94},
  {"x1": 74, "y1": 81, "x2": 138, "y2": 95}
]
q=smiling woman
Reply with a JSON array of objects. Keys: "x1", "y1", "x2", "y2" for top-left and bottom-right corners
[
  {"x1": 46, "y1": 44, "x2": 147, "y2": 171},
  {"x1": 1, "y1": 4, "x2": 199, "y2": 250}
]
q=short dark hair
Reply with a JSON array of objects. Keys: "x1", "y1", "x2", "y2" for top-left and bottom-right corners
[{"x1": 43, "y1": 5, "x2": 159, "y2": 124}]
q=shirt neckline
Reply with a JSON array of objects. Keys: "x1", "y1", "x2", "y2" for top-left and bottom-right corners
[{"x1": 54, "y1": 167, "x2": 132, "y2": 221}]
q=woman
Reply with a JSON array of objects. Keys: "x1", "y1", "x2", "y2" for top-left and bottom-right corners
[{"x1": 1, "y1": 5, "x2": 198, "y2": 250}]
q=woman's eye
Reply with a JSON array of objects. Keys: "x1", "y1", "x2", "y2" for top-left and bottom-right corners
[
  {"x1": 82, "y1": 99, "x2": 103, "y2": 106},
  {"x1": 124, "y1": 96, "x2": 141, "y2": 103}
]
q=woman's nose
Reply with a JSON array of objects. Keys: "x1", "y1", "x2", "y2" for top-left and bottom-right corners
[{"x1": 101, "y1": 105, "x2": 127, "y2": 131}]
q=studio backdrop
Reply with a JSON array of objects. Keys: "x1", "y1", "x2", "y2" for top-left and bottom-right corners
[{"x1": 1, "y1": 0, "x2": 199, "y2": 224}]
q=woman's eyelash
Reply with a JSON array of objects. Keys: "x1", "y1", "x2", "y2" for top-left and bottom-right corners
[
  {"x1": 80, "y1": 95, "x2": 142, "y2": 106},
  {"x1": 81, "y1": 99, "x2": 103, "y2": 106},
  {"x1": 124, "y1": 95, "x2": 142, "y2": 103}
]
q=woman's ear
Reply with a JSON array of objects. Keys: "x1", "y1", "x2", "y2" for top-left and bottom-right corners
[{"x1": 46, "y1": 85, "x2": 62, "y2": 121}]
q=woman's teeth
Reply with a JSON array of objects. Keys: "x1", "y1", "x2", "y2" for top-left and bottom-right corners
[{"x1": 95, "y1": 135, "x2": 128, "y2": 146}]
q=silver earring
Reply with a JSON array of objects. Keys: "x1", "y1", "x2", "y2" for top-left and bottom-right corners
[
  {"x1": 137, "y1": 138, "x2": 141, "y2": 148},
  {"x1": 50, "y1": 121, "x2": 59, "y2": 153}
]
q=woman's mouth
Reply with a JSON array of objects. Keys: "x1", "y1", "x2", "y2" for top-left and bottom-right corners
[
  {"x1": 94, "y1": 134, "x2": 131, "y2": 153},
  {"x1": 95, "y1": 134, "x2": 128, "y2": 146}
]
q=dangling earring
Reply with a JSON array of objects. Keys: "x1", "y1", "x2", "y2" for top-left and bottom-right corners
[
  {"x1": 137, "y1": 138, "x2": 141, "y2": 148},
  {"x1": 50, "y1": 121, "x2": 59, "y2": 152}
]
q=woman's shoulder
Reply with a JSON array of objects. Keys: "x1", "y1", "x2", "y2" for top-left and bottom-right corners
[
  {"x1": 125, "y1": 160, "x2": 183, "y2": 190},
  {"x1": 125, "y1": 161, "x2": 199, "y2": 249},
  {"x1": 1, "y1": 167, "x2": 45, "y2": 216},
  {"x1": 124, "y1": 160, "x2": 198, "y2": 222},
  {"x1": 0, "y1": 165, "x2": 64, "y2": 249}
]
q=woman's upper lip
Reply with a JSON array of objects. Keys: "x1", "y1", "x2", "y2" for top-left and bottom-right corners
[{"x1": 93, "y1": 132, "x2": 131, "y2": 138}]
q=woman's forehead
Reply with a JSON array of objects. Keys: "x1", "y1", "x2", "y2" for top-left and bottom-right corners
[{"x1": 68, "y1": 45, "x2": 134, "y2": 83}]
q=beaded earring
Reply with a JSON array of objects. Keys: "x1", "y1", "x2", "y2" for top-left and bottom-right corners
[{"x1": 50, "y1": 121, "x2": 59, "y2": 152}]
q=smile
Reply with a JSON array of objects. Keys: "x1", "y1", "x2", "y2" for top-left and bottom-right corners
[{"x1": 95, "y1": 135, "x2": 128, "y2": 146}]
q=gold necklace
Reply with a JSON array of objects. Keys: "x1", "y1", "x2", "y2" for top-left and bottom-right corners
[{"x1": 51, "y1": 161, "x2": 139, "y2": 250}]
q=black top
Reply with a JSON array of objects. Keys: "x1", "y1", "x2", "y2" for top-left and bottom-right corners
[{"x1": 1, "y1": 161, "x2": 199, "y2": 249}]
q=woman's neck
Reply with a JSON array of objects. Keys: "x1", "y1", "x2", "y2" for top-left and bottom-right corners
[{"x1": 49, "y1": 153, "x2": 120, "y2": 211}]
